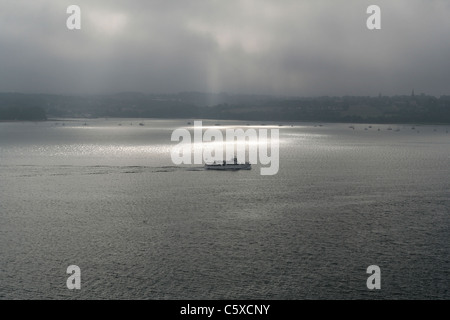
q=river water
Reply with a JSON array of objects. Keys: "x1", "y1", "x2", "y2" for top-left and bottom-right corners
[{"x1": 0, "y1": 119, "x2": 448, "y2": 299}]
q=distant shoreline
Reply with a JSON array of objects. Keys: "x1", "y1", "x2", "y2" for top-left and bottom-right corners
[
  {"x1": 47, "y1": 117, "x2": 450, "y2": 126},
  {"x1": 2, "y1": 117, "x2": 450, "y2": 126},
  {"x1": 2, "y1": 92, "x2": 450, "y2": 124}
]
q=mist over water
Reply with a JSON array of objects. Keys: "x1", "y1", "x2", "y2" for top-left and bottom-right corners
[{"x1": 0, "y1": 119, "x2": 449, "y2": 299}]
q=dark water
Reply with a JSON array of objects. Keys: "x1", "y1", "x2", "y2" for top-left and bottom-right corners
[{"x1": 0, "y1": 119, "x2": 449, "y2": 299}]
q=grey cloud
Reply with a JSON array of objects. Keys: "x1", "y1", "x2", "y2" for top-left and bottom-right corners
[{"x1": 0, "y1": 0, "x2": 449, "y2": 96}]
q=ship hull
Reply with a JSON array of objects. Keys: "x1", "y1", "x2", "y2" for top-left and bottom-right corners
[{"x1": 204, "y1": 164, "x2": 251, "y2": 171}]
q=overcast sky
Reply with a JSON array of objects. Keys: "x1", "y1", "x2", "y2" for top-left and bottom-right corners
[{"x1": 1, "y1": 0, "x2": 449, "y2": 96}]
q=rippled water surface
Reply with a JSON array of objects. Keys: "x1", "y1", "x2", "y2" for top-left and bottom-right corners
[{"x1": 0, "y1": 119, "x2": 449, "y2": 299}]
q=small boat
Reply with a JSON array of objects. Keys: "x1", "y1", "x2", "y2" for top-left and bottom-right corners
[
  {"x1": 139, "y1": 123, "x2": 144, "y2": 126},
  {"x1": 205, "y1": 157, "x2": 251, "y2": 171}
]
